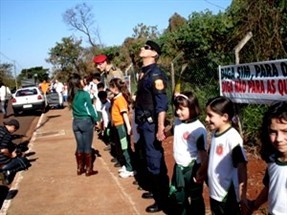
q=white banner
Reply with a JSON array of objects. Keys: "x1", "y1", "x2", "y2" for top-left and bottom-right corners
[{"x1": 219, "y1": 59, "x2": 287, "y2": 104}]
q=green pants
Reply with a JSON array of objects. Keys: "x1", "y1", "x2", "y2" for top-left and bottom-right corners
[
  {"x1": 169, "y1": 162, "x2": 205, "y2": 215},
  {"x1": 115, "y1": 124, "x2": 133, "y2": 171}
]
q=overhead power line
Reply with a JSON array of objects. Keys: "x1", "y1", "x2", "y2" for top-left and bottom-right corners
[
  {"x1": 203, "y1": 0, "x2": 226, "y2": 10},
  {"x1": 0, "y1": 51, "x2": 23, "y2": 70}
]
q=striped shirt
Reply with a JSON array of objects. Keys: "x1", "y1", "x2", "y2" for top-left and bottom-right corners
[{"x1": 0, "y1": 126, "x2": 13, "y2": 164}]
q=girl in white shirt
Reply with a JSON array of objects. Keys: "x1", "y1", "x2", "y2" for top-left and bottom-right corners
[
  {"x1": 205, "y1": 96, "x2": 249, "y2": 215},
  {"x1": 169, "y1": 91, "x2": 208, "y2": 215}
]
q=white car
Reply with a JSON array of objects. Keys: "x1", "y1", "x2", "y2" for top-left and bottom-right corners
[{"x1": 11, "y1": 86, "x2": 46, "y2": 116}]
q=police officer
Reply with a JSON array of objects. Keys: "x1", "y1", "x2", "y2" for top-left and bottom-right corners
[{"x1": 134, "y1": 40, "x2": 169, "y2": 213}]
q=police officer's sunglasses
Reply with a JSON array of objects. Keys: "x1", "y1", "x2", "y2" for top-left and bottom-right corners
[{"x1": 143, "y1": 45, "x2": 153, "y2": 51}]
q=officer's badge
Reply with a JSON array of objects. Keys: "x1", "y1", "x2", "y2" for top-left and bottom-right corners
[{"x1": 154, "y1": 79, "x2": 164, "y2": 90}]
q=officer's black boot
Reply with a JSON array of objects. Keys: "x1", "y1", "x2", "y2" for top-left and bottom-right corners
[{"x1": 145, "y1": 174, "x2": 169, "y2": 213}]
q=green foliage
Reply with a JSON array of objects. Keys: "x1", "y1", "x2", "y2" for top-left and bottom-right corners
[
  {"x1": 240, "y1": 104, "x2": 268, "y2": 144},
  {"x1": 47, "y1": 37, "x2": 84, "y2": 75},
  {"x1": 227, "y1": 0, "x2": 287, "y2": 62},
  {"x1": 0, "y1": 63, "x2": 15, "y2": 88},
  {"x1": 132, "y1": 23, "x2": 160, "y2": 40}
]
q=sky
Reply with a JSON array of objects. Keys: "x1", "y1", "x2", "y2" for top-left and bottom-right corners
[{"x1": 0, "y1": 0, "x2": 232, "y2": 75}]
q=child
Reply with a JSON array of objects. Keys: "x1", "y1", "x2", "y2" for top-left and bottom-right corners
[
  {"x1": 205, "y1": 96, "x2": 249, "y2": 215},
  {"x1": 109, "y1": 78, "x2": 135, "y2": 178},
  {"x1": 98, "y1": 90, "x2": 111, "y2": 147},
  {"x1": 169, "y1": 92, "x2": 208, "y2": 215},
  {"x1": 97, "y1": 82, "x2": 105, "y2": 92},
  {"x1": 251, "y1": 101, "x2": 287, "y2": 214},
  {"x1": 68, "y1": 73, "x2": 99, "y2": 176}
]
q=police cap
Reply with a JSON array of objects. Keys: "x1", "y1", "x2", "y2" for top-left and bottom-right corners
[{"x1": 146, "y1": 40, "x2": 161, "y2": 56}]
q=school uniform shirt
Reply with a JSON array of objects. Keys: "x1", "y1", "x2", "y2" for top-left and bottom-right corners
[
  {"x1": 207, "y1": 127, "x2": 247, "y2": 202},
  {"x1": 173, "y1": 118, "x2": 207, "y2": 167},
  {"x1": 263, "y1": 155, "x2": 287, "y2": 215},
  {"x1": 101, "y1": 100, "x2": 111, "y2": 129},
  {"x1": 111, "y1": 93, "x2": 128, "y2": 126},
  {"x1": 88, "y1": 81, "x2": 98, "y2": 100}
]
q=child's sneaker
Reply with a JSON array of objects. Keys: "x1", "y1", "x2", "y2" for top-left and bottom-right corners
[
  {"x1": 118, "y1": 165, "x2": 126, "y2": 173},
  {"x1": 119, "y1": 170, "x2": 134, "y2": 178}
]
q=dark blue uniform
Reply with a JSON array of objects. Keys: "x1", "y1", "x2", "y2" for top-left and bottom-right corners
[
  {"x1": 135, "y1": 63, "x2": 168, "y2": 174},
  {"x1": 135, "y1": 63, "x2": 169, "y2": 210}
]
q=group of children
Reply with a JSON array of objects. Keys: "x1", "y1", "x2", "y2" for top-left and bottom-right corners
[
  {"x1": 82, "y1": 73, "x2": 136, "y2": 179},
  {"x1": 82, "y1": 71, "x2": 286, "y2": 214},
  {"x1": 168, "y1": 92, "x2": 286, "y2": 215}
]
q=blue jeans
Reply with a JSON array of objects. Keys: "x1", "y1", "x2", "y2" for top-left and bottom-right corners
[{"x1": 72, "y1": 118, "x2": 94, "y2": 153}]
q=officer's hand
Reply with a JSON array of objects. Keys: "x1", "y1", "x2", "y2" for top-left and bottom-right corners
[{"x1": 156, "y1": 128, "x2": 166, "y2": 142}]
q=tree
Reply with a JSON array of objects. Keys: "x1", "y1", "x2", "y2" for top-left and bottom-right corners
[
  {"x1": 46, "y1": 37, "x2": 85, "y2": 75},
  {"x1": 132, "y1": 23, "x2": 160, "y2": 40},
  {"x1": 165, "y1": 13, "x2": 187, "y2": 33},
  {"x1": 227, "y1": 0, "x2": 287, "y2": 62},
  {"x1": 63, "y1": 3, "x2": 101, "y2": 47},
  {"x1": 17, "y1": 67, "x2": 49, "y2": 85},
  {"x1": 0, "y1": 63, "x2": 15, "y2": 87}
]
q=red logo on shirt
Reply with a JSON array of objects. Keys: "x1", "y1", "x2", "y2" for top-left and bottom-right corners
[
  {"x1": 216, "y1": 144, "x2": 223, "y2": 155},
  {"x1": 183, "y1": 131, "x2": 190, "y2": 140}
]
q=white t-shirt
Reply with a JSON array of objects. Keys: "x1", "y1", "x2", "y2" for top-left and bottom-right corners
[
  {"x1": 264, "y1": 156, "x2": 287, "y2": 215},
  {"x1": 88, "y1": 81, "x2": 98, "y2": 99},
  {"x1": 54, "y1": 81, "x2": 64, "y2": 93},
  {"x1": 0, "y1": 86, "x2": 11, "y2": 100},
  {"x1": 207, "y1": 127, "x2": 247, "y2": 202},
  {"x1": 101, "y1": 100, "x2": 111, "y2": 129},
  {"x1": 173, "y1": 118, "x2": 207, "y2": 167}
]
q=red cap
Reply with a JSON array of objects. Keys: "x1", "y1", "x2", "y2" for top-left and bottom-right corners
[{"x1": 93, "y1": 54, "x2": 107, "y2": 64}]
